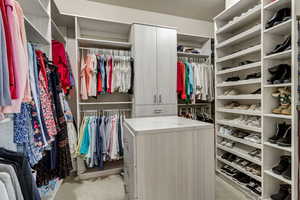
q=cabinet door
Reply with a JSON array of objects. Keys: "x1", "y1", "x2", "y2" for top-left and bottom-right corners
[
  {"x1": 133, "y1": 25, "x2": 158, "y2": 105},
  {"x1": 156, "y1": 28, "x2": 177, "y2": 105}
]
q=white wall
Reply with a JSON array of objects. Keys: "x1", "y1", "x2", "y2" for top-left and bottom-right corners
[
  {"x1": 225, "y1": 0, "x2": 240, "y2": 9},
  {"x1": 54, "y1": 0, "x2": 214, "y2": 38}
]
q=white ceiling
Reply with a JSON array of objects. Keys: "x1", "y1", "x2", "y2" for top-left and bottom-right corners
[{"x1": 88, "y1": 0, "x2": 225, "y2": 21}]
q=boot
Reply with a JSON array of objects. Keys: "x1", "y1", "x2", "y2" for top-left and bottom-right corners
[
  {"x1": 267, "y1": 36, "x2": 291, "y2": 55},
  {"x1": 277, "y1": 126, "x2": 292, "y2": 147},
  {"x1": 272, "y1": 156, "x2": 291, "y2": 175},
  {"x1": 268, "y1": 123, "x2": 288, "y2": 144},
  {"x1": 272, "y1": 105, "x2": 288, "y2": 114},
  {"x1": 266, "y1": 8, "x2": 291, "y2": 29},
  {"x1": 282, "y1": 162, "x2": 291, "y2": 180},
  {"x1": 271, "y1": 184, "x2": 290, "y2": 200},
  {"x1": 281, "y1": 105, "x2": 291, "y2": 115}
]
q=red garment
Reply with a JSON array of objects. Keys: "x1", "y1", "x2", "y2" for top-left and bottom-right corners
[
  {"x1": 177, "y1": 61, "x2": 186, "y2": 100},
  {"x1": 52, "y1": 40, "x2": 71, "y2": 94},
  {"x1": 108, "y1": 57, "x2": 113, "y2": 94},
  {"x1": 36, "y1": 50, "x2": 48, "y2": 88},
  {"x1": 1, "y1": 0, "x2": 16, "y2": 98},
  {"x1": 97, "y1": 70, "x2": 102, "y2": 93}
]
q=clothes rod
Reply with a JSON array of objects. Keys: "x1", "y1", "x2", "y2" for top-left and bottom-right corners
[
  {"x1": 81, "y1": 108, "x2": 131, "y2": 113},
  {"x1": 79, "y1": 102, "x2": 133, "y2": 105}
]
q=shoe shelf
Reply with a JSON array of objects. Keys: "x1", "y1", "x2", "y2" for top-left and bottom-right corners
[
  {"x1": 216, "y1": 25, "x2": 261, "y2": 49},
  {"x1": 264, "y1": 83, "x2": 292, "y2": 88},
  {"x1": 217, "y1": 133, "x2": 262, "y2": 149},
  {"x1": 217, "y1": 156, "x2": 262, "y2": 182},
  {"x1": 217, "y1": 78, "x2": 261, "y2": 87},
  {"x1": 263, "y1": 0, "x2": 291, "y2": 11},
  {"x1": 217, "y1": 144, "x2": 262, "y2": 165},
  {"x1": 216, "y1": 120, "x2": 262, "y2": 133},
  {"x1": 263, "y1": 19, "x2": 292, "y2": 35},
  {"x1": 217, "y1": 45, "x2": 261, "y2": 63},
  {"x1": 264, "y1": 142, "x2": 291, "y2": 152},
  {"x1": 263, "y1": 113, "x2": 292, "y2": 120},
  {"x1": 216, "y1": 62, "x2": 261, "y2": 75},
  {"x1": 264, "y1": 170, "x2": 292, "y2": 185},
  {"x1": 216, "y1": 108, "x2": 261, "y2": 116},
  {"x1": 217, "y1": 170, "x2": 262, "y2": 199},
  {"x1": 264, "y1": 49, "x2": 292, "y2": 60},
  {"x1": 217, "y1": 94, "x2": 262, "y2": 100},
  {"x1": 216, "y1": 5, "x2": 261, "y2": 35}
]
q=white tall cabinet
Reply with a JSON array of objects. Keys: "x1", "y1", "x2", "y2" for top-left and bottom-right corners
[{"x1": 131, "y1": 24, "x2": 177, "y2": 117}]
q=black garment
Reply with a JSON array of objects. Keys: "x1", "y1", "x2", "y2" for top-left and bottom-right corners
[
  {"x1": 128, "y1": 58, "x2": 134, "y2": 94},
  {"x1": 0, "y1": 148, "x2": 40, "y2": 200},
  {"x1": 95, "y1": 117, "x2": 104, "y2": 168},
  {"x1": 118, "y1": 116, "x2": 124, "y2": 157}
]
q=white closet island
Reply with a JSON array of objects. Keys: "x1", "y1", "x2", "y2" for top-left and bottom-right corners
[{"x1": 123, "y1": 116, "x2": 215, "y2": 200}]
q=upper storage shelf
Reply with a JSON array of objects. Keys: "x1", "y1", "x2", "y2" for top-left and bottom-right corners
[
  {"x1": 17, "y1": 0, "x2": 50, "y2": 18},
  {"x1": 264, "y1": 0, "x2": 291, "y2": 11}
]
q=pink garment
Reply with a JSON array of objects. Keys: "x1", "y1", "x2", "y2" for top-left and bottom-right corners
[
  {"x1": 1, "y1": 0, "x2": 30, "y2": 113},
  {"x1": 85, "y1": 55, "x2": 93, "y2": 97},
  {"x1": 80, "y1": 54, "x2": 88, "y2": 100}
]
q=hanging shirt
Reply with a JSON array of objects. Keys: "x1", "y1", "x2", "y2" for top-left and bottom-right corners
[
  {"x1": 89, "y1": 54, "x2": 98, "y2": 97},
  {"x1": 80, "y1": 53, "x2": 88, "y2": 100}
]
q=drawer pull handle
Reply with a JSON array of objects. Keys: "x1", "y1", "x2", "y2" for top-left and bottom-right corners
[{"x1": 154, "y1": 109, "x2": 163, "y2": 114}]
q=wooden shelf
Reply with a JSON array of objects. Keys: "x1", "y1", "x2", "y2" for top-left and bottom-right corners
[
  {"x1": 79, "y1": 102, "x2": 133, "y2": 105},
  {"x1": 217, "y1": 144, "x2": 262, "y2": 165},
  {"x1": 264, "y1": 20, "x2": 292, "y2": 35},
  {"x1": 263, "y1": 113, "x2": 292, "y2": 120},
  {"x1": 264, "y1": 142, "x2": 292, "y2": 152},
  {"x1": 217, "y1": 157, "x2": 262, "y2": 182},
  {"x1": 217, "y1": 25, "x2": 261, "y2": 49},
  {"x1": 217, "y1": 78, "x2": 261, "y2": 87},
  {"x1": 264, "y1": 50, "x2": 292, "y2": 60},
  {"x1": 264, "y1": 170, "x2": 292, "y2": 185},
  {"x1": 177, "y1": 52, "x2": 209, "y2": 58},
  {"x1": 217, "y1": 108, "x2": 261, "y2": 116},
  {"x1": 216, "y1": 120, "x2": 261, "y2": 133},
  {"x1": 78, "y1": 37, "x2": 131, "y2": 49},
  {"x1": 217, "y1": 170, "x2": 262, "y2": 199},
  {"x1": 264, "y1": 83, "x2": 292, "y2": 88},
  {"x1": 217, "y1": 45, "x2": 261, "y2": 63},
  {"x1": 217, "y1": 134, "x2": 262, "y2": 149},
  {"x1": 216, "y1": 62, "x2": 261, "y2": 75},
  {"x1": 24, "y1": 17, "x2": 50, "y2": 45},
  {"x1": 264, "y1": 0, "x2": 291, "y2": 11},
  {"x1": 217, "y1": 94, "x2": 262, "y2": 100}
]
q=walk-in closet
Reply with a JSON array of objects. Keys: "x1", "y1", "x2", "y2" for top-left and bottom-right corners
[{"x1": 0, "y1": 0, "x2": 299, "y2": 200}]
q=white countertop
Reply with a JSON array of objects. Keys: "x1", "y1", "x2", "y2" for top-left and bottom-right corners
[{"x1": 124, "y1": 116, "x2": 214, "y2": 133}]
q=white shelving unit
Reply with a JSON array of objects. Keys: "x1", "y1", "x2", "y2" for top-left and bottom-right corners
[
  {"x1": 214, "y1": 0, "x2": 299, "y2": 199},
  {"x1": 73, "y1": 16, "x2": 132, "y2": 180}
]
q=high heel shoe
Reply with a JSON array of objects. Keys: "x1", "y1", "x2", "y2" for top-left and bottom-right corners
[
  {"x1": 267, "y1": 36, "x2": 291, "y2": 55},
  {"x1": 266, "y1": 8, "x2": 291, "y2": 29}
]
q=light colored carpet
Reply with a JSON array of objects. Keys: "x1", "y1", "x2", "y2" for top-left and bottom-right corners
[{"x1": 55, "y1": 175, "x2": 248, "y2": 200}]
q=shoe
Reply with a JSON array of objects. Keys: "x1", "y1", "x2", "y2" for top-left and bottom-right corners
[
  {"x1": 268, "y1": 64, "x2": 291, "y2": 84},
  {"x1": 271, "y1": 184, "x2": 290, "y2": 200},
  {"x1": 225, "y1": 141, "x2": 235, "y2": 148},
  {"x1": 277, "y1": 126, "x2": 291, "y2": 147},
  {"x1": 266, "y1": 8, "x2": 291, "y2": 29},
  {"x1": 246, "y1": 164, "x2": 261, "y2": 176},
  {"x1": 281, "y1": 105, "x2": 291, "y2": 115},
  {"x1": 236, "y1": 105, "x2": 250, "y2": 110},
  {"x1": 267, "y1": 36, "x2": 291, "y2": 55},
  {"x1": 225, "y1": 77, "x2": 240, "y2": 82},
  {"x1": 272, "y1": 105, "x2": 289, "y2": 114},
  {"x1": 240, "y1": 60, "x2": 254, "y2": 66},
  {"x1": 251, "y1": 88, "x2": 261, "y2": 94},
  {"x1": 244, "y1": 134, "x2": 261, "y2": 144},
  {"x1": 227, "y1": 154, "x2": 237, "y2": 162},
  {"x1": 224, "y1": 89, "x2": 239, "y2": 96},
  {"x1": 282, "y1": 162, "x2": 291, "y2": 180},
  {"x1": 272, "y1": 156, "x2": 291, "y2": 175},
  {"x1": 224, "y1": 102, "x2": 240, "y2": 109},
  {"x1": 268, "y1": 123, "x2": 288, "y2": 144},
  {"x1": 233, "y1": 173, "x2": 250, "y2": 185},
  {"x1": 252, "y1": 184, "x2": 262, "y2": 195},
  {"x1": 246, "y1": 72, "x2": 261, "y2": 80},
  {"x1": 238, "y1": 160, "x2": 250, "y2": 168}
]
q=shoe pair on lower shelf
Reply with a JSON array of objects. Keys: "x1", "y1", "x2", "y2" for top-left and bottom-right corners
[
  {"x1": 267, "y1": 35, "x2": 291, "y2": 56},
  {"x1": 246, "y1": 180, "x2": 261, "y2": 195},
  {"x1": 231, "y1": 116, "x2": 261, "y2": 128},
  {"x1": 272, "y1": 156, "x2": 291, "y2": 180},
  {"x1": 268, "y1": 122, "x2": 291, "y2": 147},
  {"x1": 248, "y1": 149, "x2": 261, "y2": 160},
  {"x1": 271, "y1": 184, "x2": 291, "y2": 200},
  {"x1": 220, "y1": 139, "x2": 235, "y2": 148}
]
